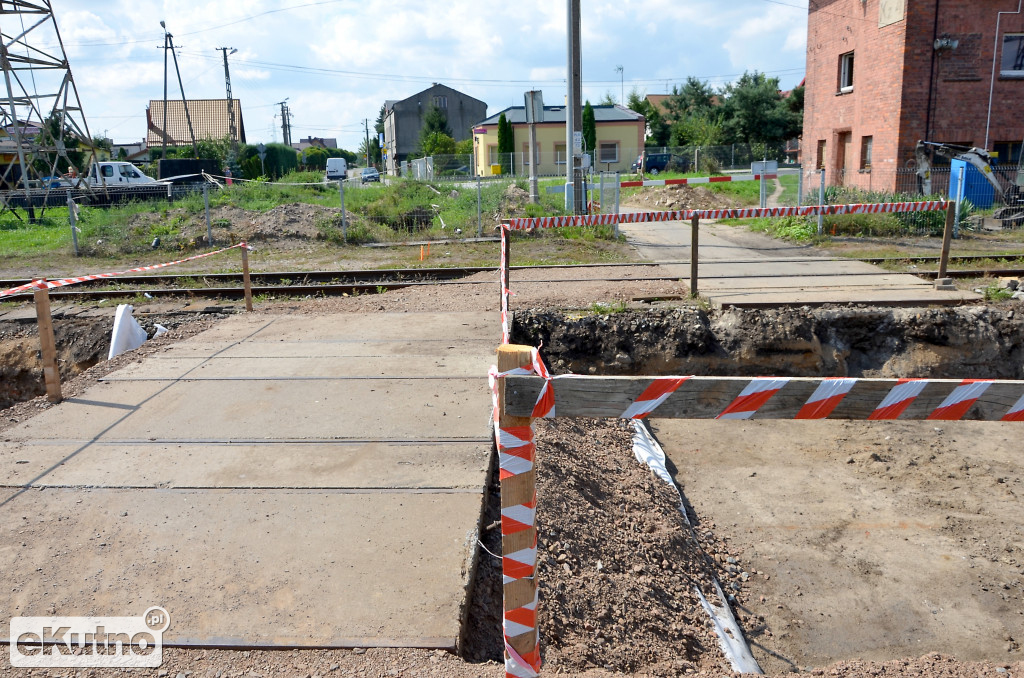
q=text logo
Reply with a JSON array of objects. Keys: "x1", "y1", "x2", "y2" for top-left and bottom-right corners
[{"x1": 9, "y1": 606, "x2": 169, "y2": 668}]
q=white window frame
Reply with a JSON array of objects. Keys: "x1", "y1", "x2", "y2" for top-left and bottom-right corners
[
  {"x1": 839, "y1": 52, "x2": 854, "y2": 92},
  {"x1": 598, "y1": 141, "x2": 619, "y2": 164},
  {"x1": 1001, "y1": 34, "x2": 1024, "y2": 77}
]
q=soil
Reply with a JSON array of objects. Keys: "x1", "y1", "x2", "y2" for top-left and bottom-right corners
[
  {"x1": 624, "y1": 185, "x2": 745, "y2": 212},
  {"x1": 2, "y1": 266, "x2": 1024, "y2": 677}
]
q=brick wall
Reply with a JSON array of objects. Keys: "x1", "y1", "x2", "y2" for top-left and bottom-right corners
[{"x1": 804, "y1": 0, "x2": 1024, "y2": 192}]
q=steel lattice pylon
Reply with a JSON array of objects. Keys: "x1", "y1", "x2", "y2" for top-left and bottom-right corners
[{"x1": 0, "y1": 0, "x2": 96, "y2": 216}]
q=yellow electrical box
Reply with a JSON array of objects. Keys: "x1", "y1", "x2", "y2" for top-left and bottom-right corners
[{"x1": 491, "y1": 164, "x2": 502, "y2": 176}]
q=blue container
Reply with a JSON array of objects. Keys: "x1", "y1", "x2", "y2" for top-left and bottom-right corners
[{"x1": 949, "y1": 158, "x2": 995, "y2": 209}]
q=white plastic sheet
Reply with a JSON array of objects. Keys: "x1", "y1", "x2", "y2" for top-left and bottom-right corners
[{"x1": 108, "y1": 304, "x2": 148, "y2": 359}]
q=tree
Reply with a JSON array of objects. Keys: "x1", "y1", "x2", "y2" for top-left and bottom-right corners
[
  {"x1": 671, "y1": 113, "x2": 724, "y2": 147},
  {"x1": 497, "y1": 112, "x2": 514, "y2": 174},
  {"x1": 421, "y1": 131, "x2": 456, "y2": 156},
  {"x1": 239, "y1": 142, "x2": 297, "y2": 178},
  {"x1": 370, "y1": 105, "x2": 385, "y2": 165},
  {"x1": 718, "y1": 70, "x2": 799, "y2": 145},
  {"x1": 422, "y1": 104, "x2": 452, "y2": 138},
  {"x1": 599, "y1": 91, "x2": 618, "y2": 106},
  {"x1": 582, "y1": 101, "x2": 597, "y2": 158},
  {"x1": 303, "y1": 146, "x2": 328, "y2": 170},
  {"x1": 663, "y1": 77, "x2": 718, "y2": 123},
  {"x1": 454, "y1": 138, "x2": 473, "y2": 155}
]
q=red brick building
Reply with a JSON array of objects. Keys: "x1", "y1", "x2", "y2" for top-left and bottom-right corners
[{"x1": 804, "y1": 0, "x2": 1024, "y2": 192}]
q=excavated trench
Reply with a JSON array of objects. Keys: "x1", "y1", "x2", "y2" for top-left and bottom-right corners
[{"x1": 511, "y1": 306, "x2": 1024, "y2": 382}]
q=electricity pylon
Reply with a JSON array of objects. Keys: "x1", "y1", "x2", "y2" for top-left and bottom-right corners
[{"x1": 0, "y1": 0, "x2": 97, "y2": 217}]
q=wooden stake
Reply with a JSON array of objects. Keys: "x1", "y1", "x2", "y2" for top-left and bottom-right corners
[
  {"x1": 33, "y1": 282, "x2": 62, "y2": 403},
  {"x1": 937, "y1": 202, "x2": 955, "y2": 280},
  {"x1": 497, "y1": 343, "x2": 540, "y2": 673},
  {"x1": 241, "y1": 245, "x2": 253, "y2": 312},
  {"x1": 690, "y1": 215, "x2": 699, "y2": 297}
]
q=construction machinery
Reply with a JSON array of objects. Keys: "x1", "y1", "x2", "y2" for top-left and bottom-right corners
[{"x1": 915, "y1": 140, "x2": 1024, "y2": 227}]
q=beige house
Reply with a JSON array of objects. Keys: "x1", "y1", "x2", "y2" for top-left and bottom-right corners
[{"x1": 471, "y1": 104, "x2": 644, "y2": 176}]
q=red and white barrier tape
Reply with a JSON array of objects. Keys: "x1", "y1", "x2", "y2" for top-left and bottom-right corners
[
  {"x1": 0, "y1": 242, "x2": 251, "y2": 299},
  {"x1": 506, "y1": 200, "x2": 951, "y2": 231},
  {"x1": 488, "y1": 359, "x2": 542, "y2": 678},
  {"x1": 500, "y1": 225, "x2": 510, "y2": 344},
  {"x1": 619, "y1": 173, "x2": 777, "y2": 189}
]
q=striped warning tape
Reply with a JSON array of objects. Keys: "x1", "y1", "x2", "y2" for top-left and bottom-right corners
[
  {"x1": 619, "y1": 172, "x2": 777, "y2": 188},
  {"x1": 505, "y1": 200, "x2": 950, "y2": 231},
  {"x1": 488, "y1": 360, "x2": 543, "y2": 678},
  {"x1": 0, "y1": 242, "x2": 251, "y2": 299},
  {"x1": 497, "y1": 356, "x2": 1024, "y2": 423}
]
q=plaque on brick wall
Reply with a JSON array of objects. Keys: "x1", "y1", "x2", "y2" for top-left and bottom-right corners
[{"x1": 879, "y1": 0, "x2": 906, "y2": 28}]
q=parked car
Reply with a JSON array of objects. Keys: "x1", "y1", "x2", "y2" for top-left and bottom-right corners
[
  {"x1": 40, "y1": 175, "x2": 73, "y2": 189},
  {"x1": 325, "y1": 157, "x2": 348, "y2": 182},
  {"x1": 361, "y1": 167, "x2": 380, "y2": 183}
]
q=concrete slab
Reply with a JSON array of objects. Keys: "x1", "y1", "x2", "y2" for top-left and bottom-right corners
[
  {"x1": 0, "y1": 440, "x2": 490, "y2": 489},
  {"x1": 0, "y1": 311, "x2": 498, "y2": 648},
  {"x1": 0, "y1": 487, "x2": 482, "y2": 648},
  {"x1": 6, "y1": 378, "x2": 490, "y2": 442},
  {"x1": 619, "y1": 217, "x2": 981, "y2": 307},
  {"x1": 101, "y1": 355, "x2": 494, "y2": 381}
]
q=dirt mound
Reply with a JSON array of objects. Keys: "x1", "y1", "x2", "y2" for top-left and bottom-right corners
[
  {"x1": 513, "y1": 306, "x2": 1024, "y2": 381},
  {"x1": 627, "y1": 184, "x2": 743, "y2": 211},
  {"x1": 492, "y1": 182, "x2": 531, "y2": 222}
]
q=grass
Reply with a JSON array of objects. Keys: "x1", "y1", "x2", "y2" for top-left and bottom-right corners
[{"x1": 589, "y1": 299, "x2": 629, "y2": 314}]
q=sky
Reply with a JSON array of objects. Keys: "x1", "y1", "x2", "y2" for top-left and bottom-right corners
[{"x1": 41, "y1": 0, "x2": 810, "y2": 153}]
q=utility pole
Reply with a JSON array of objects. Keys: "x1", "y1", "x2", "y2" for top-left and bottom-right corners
[
  {"x1": 217, "y1": 47, "x2": 238, "y2": 167},
  {"x1": 160, "y1": 21, "x2": 197, "y2": 158},
  {"x1": 566, "y1": 0, "x2": 584, "y2": 214},
  {"x1": 364, "y1": 119, "x2": 371, "y2": 167},
  {"x1": 161, "y1": 21, "x2": 168, "y2": 162},
  {"x1": 616, "y1": 65, "x2": 623, "y2": 105},
  {"x1": 276, "y1": 99, "x2": 291, "y2": 147}
]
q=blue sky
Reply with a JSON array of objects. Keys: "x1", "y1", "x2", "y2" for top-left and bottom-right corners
[{"x1": 51, "y1": 0, "x2": 809, "y2": 152}]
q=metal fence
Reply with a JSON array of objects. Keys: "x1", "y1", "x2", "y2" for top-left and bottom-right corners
[{"x1": 797, "y1": 163, "x2": 1024, "y2": 235}]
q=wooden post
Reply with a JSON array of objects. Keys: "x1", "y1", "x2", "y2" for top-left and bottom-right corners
[
  {"x1": 33, "y1": 282, "x2": 62, "y2": 403},
  {"x1": 496, "y1": 343, "x2": 541, "y2": 676},
  {"x1": 240, "y1": 244, "x2": 253, "y2": 312},
  {"x1": 937, "y1": 202, "x2": 955, "y2": 280},
  {"x1": 203, "y1": 182, "x2": 213, "y2": 245},
  {"x1": 690, "y1": 215, "x2": 699, "y2": 298}
]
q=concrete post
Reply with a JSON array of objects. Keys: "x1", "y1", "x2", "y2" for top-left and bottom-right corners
[
  {"x1": 67, "y1": 191, "x2": 78, "y2": 256},
  {"x1": 338, "y1": 180, "x2": 347, "y2": 240},
  {"x1": 477, "y1": 175, "x2": 483, "y2": 238},
  {"x1": 204, "y1": 182, "x2": 212, "y2": 245},
  {"x1": 817, "y1": 170, "x2": 826, "y2": 236},
  {"x1": 33, "y1": 282, "x2": 62, "y2": 403}
]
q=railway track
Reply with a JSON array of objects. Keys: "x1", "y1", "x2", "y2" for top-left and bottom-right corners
[{"x1": 1, "y1": 256, "x2": 1021, "y2": 302}]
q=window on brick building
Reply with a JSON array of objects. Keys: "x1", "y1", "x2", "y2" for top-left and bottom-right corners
[
  {"x1": 993, "y1": 141, "x2": 1023, "y2": 166},
  {"x1": 816, "y1": 140, "x2": 827, "y2": 170},
  {"x1": 1002, "y1": 34, "x2": 1024, "y2": 77},
  {"x1": 839, "y1": 52, "x2": 855, "y2": 92},
  {"x1": 860, "y1": 136, "x2": 873, "y2": 170}
]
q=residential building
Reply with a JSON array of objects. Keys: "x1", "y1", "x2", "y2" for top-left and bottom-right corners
[
  {"x1": 471, "y1": 104, "x2": 645, "y2": 176},
  {"x1": 294, "y1": 136, "x2": 338, "y2": 151},
  {"x1": 804, "y1": 0, "x2": 1024, "y2": 192},
  {"x1": 146, "y1": 99, "x2": 246, "y2": 148},
  {"x1": 382, "y1": 84, "x2": 486, "y2": 174}
]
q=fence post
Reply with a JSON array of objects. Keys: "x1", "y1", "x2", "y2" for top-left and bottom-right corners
[
  {"x1": 67, "y1": 191, "x2": 78, "y2": 256},
  {"x1": 759, "y1": 170, "x2": 766, "y2": 208},
  {"x1": 496, "y1": 343, "x2": 541, "y2": 678},
  {"x1": 477, "y1": 175, "x2": 483, "y2": 238},
  {"x1": 33, "y1": 281, "x2": 62, "y2": 403},
  {"x1": 690, "y1": 215, "x2": 699, "y2": 298},
  {"x1": 614, "y1": 172, "x2": 620, "y2": 238},
  {"x1": 817, "y1": 170, "x2": 826, "y2": 236},
  {"x1": 797, "y1": 168, "x2": 804, "y2": 207},
  {"x1": 938, "y1": 202, "x2": 956, "y2": 280},
  {"x1": 167, "y1": 183, "x2": 173, "y2": 203},
  {"x1": 599, "y1": 172, "x2": 605, "y2": 214},
  {"x1": 204, "y1": 182, "x2": 212, "y2": 245},
  {"x1": 338, "y1": 180, "x2": 348, "y2": 240},
  {"x1": 953, "y1": 165, "x2": 965, "y2": 240},
  {"x1": 240, "y1": 244, "x2": 253, "y2": 312}
]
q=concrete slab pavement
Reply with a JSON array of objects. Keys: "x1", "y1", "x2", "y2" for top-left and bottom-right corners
[
  {"x1": 619, "y1": 215, "x2": 981, "y2": 307},
  {"x1": 0, "y1": 311, "x2": 497, "y2": 649}
]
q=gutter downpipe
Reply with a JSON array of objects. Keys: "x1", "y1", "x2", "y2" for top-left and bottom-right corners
[{"x1": 985, "y1": 0, "x2": 1023, "y2": 150}]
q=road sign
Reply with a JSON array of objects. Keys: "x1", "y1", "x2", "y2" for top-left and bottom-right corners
[
  {"x1": 573, "y1": 131, "x2": 583, "y2": 154},
  {"x1": 257, "y1": 142, "x2": 266, "y2": 161}
]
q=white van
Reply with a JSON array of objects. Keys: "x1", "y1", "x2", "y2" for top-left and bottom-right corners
[
  {"x1": 325, "y1": 157, "x2": 348, "y2": 182},
  {"x1": 86, "y1": 162, "x2": 156, "y2": 187}
]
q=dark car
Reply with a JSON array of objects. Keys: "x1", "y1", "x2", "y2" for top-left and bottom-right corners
[
  {"x1": 361, "y1": 167, "x2": 380, "y2": 183},
  {"x1": 642, "y1": 153, "x2": 690, "y2": 175}
]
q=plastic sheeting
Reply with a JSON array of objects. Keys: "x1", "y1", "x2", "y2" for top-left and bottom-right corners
[
  {"x1": 108, "y1": 304, "x2": 149, "y2": 359},
  {"x1": 630, "y1": 420, "x2": 763, "y2": 675}
]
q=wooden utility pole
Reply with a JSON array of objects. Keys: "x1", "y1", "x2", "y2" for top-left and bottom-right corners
[{"x1": 565, "y1": 0, "x2": 584, "y2": 215}]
